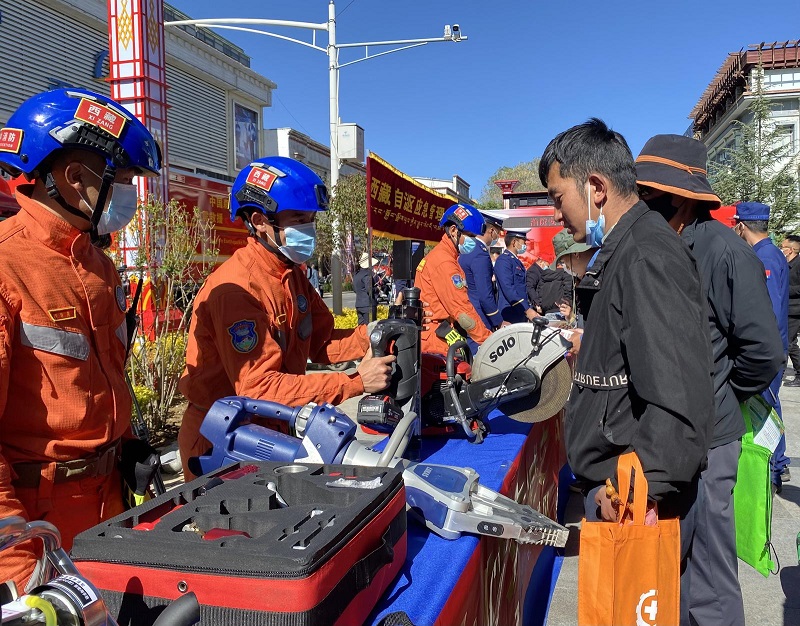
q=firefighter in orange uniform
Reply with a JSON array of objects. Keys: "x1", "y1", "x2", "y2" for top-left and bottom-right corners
[
  {"x1": 178, "y1": 157, "x2": 394, "y2": 480},
  {"x1": 0, "y1": 88, "x2": 162, "y2": 588},
  {"x1": 416, "y1": 203, "x2": 493, "y2": 356}
]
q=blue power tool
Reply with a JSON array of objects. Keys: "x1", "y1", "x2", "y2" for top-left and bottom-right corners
[{"x1": 192, "y1": 396, "x2": 569, "y2": 547}]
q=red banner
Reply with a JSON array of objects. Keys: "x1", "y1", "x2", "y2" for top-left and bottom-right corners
[{"x1": 367, "y1": 153, "x2": 452, "y2": 244}]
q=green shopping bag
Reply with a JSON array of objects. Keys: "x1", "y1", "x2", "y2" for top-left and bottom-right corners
[{"x1": 734, "y1": 396, "x2": 779, "y2": 576}]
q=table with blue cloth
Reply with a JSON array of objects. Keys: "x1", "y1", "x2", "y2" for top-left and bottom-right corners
[{"x1": 368, "y1": 408, "x2": 566, "y2": 626}]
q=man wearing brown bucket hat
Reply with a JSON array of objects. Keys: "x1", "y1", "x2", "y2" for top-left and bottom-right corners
[{"x1": 637, "y1": 135, "x2": 784, "y2": 626}]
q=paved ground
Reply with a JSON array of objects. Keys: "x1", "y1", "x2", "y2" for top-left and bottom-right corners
[
  {"x1": 548, "y1": 377, "x2": 800, "y2": 626},
  {"x1": 322, "y1": 290, "x2": 356, "y2": 309}
]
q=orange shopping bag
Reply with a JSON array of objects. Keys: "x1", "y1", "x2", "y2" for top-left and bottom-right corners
[{"x1": 577, "y1": 452, "x2": 680, "y2": 626}]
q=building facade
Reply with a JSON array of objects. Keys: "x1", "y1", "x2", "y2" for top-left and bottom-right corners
[
  {"x1": 1, "y1": 0, "x2": 277, "y2": 183},
  {"x1": 0, "y1": 0, "x2": 469, "y2": 257},
  {"x1": 263, "y1": 128, "x2": 365, "y2": 184},
  {"x1": 414, "y1": 175, "x2": 472, "y2": 205},
  {"x1": 690, "y1": 40, "x2": 800, "y2": 166}
]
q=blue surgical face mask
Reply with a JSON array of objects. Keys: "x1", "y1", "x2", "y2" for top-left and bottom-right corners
[
  {"x1": 97, "y1": 183, "x2": 139, "y2": 235},
  {"x1": 490, "y1": 237, "x2": 499, "y2": 247},
  {"x1": 81, "y1": 165, "x2": 139, "y2": 235},
  {"x1": 278, "y1": 222, "x2": 316, "y2": 264},
  {"x1": 585, "y1": 183, "x2": 605, "y2": 248},
  {"x1": 518, "y1": 244, "x2": 528, "y2": 255},
  {"x1": 458, "y1": 236, "x2": 477, "y2": 255}
]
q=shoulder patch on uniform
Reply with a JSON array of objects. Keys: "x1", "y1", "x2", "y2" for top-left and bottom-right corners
[
  {"x1": 417, "y1": 258, "x2": 426, "y2": 272},
  {"x1": 228, "y1": 320, "x2": 258, "y2": 353},
  {"x1": 297, "y1": 294, "x2": 308, "y2": 313},
  {"x1": 452, "y1": 274, "x2": 465, "y2": 289},
  {"x1": 115, "y1": 285, "x2": 126, "y2": 312}
]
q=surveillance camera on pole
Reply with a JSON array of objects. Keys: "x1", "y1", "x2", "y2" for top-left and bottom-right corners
[
  {"x1": 451, "y1": 24, "x2": 461, "y2": 42},
  {"x1": 444, "y1": 25, "x2": 451, "y2": 39}
]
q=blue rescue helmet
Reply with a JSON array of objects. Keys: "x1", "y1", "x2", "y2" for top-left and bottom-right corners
[
  {"x1": 0, "y1": 88, "x2": 161, "y2": 179},
  {"x1": 439, "y1": 203, "x2": 485, "y2": 236},
  {"x1": 230, "y1": 156, "x2": 329, "y2": 223}
]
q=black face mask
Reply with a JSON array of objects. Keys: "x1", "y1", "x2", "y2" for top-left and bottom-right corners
[{"x1": 644, "y1": 194, "x2": 680, "y2": 222}]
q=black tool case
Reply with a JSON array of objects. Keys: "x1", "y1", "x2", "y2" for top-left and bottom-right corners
[{"x1": 71, "y1": 461, "x2": 407, "y2": 626}]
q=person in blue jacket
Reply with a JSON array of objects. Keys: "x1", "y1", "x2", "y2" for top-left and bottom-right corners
[
  {"x1": 734, "y1": 201, "x2": 791, "y2": 490},
  {"x1": 459, "y1": 210, "x2": 505, "y2": 331},
  {"x1": 494, "y1": 229, "x2": 540, "y2": 323}
]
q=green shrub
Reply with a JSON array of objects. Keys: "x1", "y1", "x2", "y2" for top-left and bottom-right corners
[{"x1": 132, "y1": 384, "x2": 157, "y2": 412}]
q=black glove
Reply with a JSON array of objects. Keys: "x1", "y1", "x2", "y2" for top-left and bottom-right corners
[{"x1": 120, "y1": 438, "x2": 161, "y2": 509}]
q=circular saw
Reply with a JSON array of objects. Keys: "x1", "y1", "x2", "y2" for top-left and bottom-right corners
[
  {"x1": 470, "y1": 322, "x2": 573, "y2": 423},
  {"x1": 421, "y1": 320, "x2": 574, "y2": 435}
]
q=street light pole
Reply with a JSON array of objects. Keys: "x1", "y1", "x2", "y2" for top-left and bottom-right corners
[
  {"x1": 166, "y1": 0, "x2": 466, "y2": 315},
  {"x1": 327, "y1": 1, "x2": 344, "y2": 315}
]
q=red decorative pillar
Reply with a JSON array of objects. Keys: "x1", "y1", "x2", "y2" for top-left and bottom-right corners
[{"x1": 107, "y1": 0, "x2": 169, "y2": 201}]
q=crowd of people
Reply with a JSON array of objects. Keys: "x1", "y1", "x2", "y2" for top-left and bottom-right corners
[
  {"x1": 0, "y1": 86, "x2": 794, "y2": 626},
  {"x1": 384, "y1": 120, "x2": 792, "y2": 625},
  {"x1": 0, "y1": 88, "x2": 396, "y2": 587}
]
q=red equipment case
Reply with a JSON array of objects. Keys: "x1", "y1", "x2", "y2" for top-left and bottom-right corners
[{"x1": 71, "y1": 461, "x2": 407, "y2": 625}]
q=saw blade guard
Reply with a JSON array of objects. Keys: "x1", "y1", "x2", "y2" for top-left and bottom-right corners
[{"x1": 470, "y1": 323, "x2": 573, "y2": 423}]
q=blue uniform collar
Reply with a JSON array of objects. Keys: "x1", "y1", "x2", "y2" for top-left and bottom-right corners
[{"x1": 753, "y1": 237, "x2": 775, "y2": 255}]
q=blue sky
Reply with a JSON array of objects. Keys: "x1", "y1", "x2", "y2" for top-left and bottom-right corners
[{"x1": 169, "y1": 1, "x2": 800, "y2": 199}]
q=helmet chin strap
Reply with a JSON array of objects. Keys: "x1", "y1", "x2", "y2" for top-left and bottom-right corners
[
  {"x1": 89, "y1": 164, "x2": 117, "y2": 232},
  {"x1": 448, "y1": 227, "x2": 462, "y2": 251},
  {"x1": 45, "y1": 164, "x2": 116, "y2": 243},
  {"x1": 45, "y1": 171, "x2": 90, "y2": 223},
  {"x1": 246, "y1": 215, "x2": 295, "y2": 264}
]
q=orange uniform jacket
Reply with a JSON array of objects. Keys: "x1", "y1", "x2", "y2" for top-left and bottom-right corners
[
  {"x1": 178, "y1": 238, "x2": 369, "y2": 476},
  {"x1": 415, "y1": 235, "x2": 492, "y2": 355},
  {"x1": 0, "y1": 192, "x2": 130, "y2": 587}
]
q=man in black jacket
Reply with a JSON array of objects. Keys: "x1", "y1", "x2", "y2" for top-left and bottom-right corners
[
  {"x1": 637, "y1": 135, "x2": 784, "y2": 626},
  {"x1": 524, "y1": 258, "x2": 544, "y2": 314},
  {"x1": 534, "y1": 258, "x2": 573, "y2": 317},
  {"x1": 354, "y1": 252, "x2": 378, "y2": 325},
  {"x1": 540, "y1": 119, "x2": 715, "y2": 624},
  {"x1": 783, "y1": 234, "x2": 800, "y2": 388}
]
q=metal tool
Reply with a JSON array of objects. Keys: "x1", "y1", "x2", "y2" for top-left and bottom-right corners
[
  {"x1": 193, "y1": 396, "x2": 569, "y2": 547},
  {"x1": 367, "y1": 286, "x2": 424, "y2": 455},
  {"x1": 419, "y1": 320, "x2": 574, "y2": 436},
  {"x1": 0, "y1": 516, "x2": 200, "y2": 626},
  {"x1": 401, "y1": 461, "x2": 568, "y2": 545},
  {"x1": 0, "y1": 517, "x2": 116, "y2": 626},
  {"x1": 449, "y1": 320, "x2": 573, "y2": 425}
]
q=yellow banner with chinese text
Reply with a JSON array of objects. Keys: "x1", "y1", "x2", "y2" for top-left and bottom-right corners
[{"x1": 366, "y1": 153, "x2": 452, "y2": 245}]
